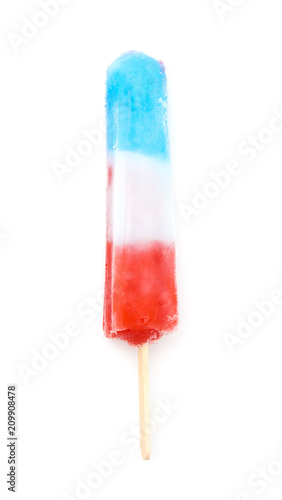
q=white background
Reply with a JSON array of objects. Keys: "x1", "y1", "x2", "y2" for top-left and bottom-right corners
[{"x1": 1, "y1": 1, "x2": 282, "y2": 499}]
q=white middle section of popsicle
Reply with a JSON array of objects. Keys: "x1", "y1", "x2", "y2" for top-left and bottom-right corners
[{"x1": 107, "y1": 151, "x2": 175, "y2": 245}]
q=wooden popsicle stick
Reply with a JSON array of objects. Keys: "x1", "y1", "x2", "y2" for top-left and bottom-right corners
[{"x1": 138, "y1": 344, "x2": 151, "y2": 460}]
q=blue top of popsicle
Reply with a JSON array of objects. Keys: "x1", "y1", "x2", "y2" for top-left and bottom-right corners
[{"x1": 106, "y1": 51, "x2": 170, "y2": 160}]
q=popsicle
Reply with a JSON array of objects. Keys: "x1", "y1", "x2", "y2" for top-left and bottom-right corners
[{"x1": 103, "y1": 51, "x2": 178, "y2": 459}]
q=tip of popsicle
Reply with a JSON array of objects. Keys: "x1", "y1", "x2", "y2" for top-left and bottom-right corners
[
  {"x1": 106, "y1": 51, "x2": 169, "y2": 160},
  {"x1": 106, "y1": 50, "x2": 167, "y2": 98},
  {"x1": 107, "y1": 50, "x2": 165, "y2": 74}
]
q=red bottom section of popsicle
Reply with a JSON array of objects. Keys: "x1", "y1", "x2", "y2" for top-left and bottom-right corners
[{"x1": 103, "y1": 241, "x2": 178, "y2": 346}]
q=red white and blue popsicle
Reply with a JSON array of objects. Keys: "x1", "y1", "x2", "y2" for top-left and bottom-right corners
[{"x1": 103, "y1": 51, "x2": 178, "y2": 459}]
